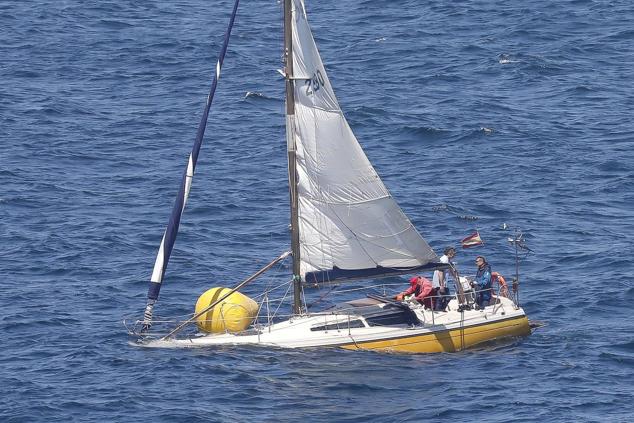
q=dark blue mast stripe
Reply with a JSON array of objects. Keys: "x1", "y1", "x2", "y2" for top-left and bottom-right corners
[{"x1": 147, "y1": 0, "x2": 241, "y2": 301}]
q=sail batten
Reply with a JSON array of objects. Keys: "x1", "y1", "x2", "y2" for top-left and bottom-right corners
[{"x1": 290, "y1": 0, "x2": 439, "y2": 282}]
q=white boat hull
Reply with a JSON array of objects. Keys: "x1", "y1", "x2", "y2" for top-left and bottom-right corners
[{"x1": 144, "y1": 296, "x2": 530, "y2": 353}]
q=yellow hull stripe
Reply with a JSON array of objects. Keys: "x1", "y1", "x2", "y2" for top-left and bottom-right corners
[{"x1": 340, "y1": 315, "x2": 531, "y2": 353}]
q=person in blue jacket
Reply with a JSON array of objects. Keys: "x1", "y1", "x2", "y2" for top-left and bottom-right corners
[{"x1": 471, "y1": 256, "x2": 492, "y2": 308}]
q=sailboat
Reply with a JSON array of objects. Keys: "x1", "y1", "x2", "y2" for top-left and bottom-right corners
[{"x1": 128, "y1": 0, "x2": 531, "y2": 352}]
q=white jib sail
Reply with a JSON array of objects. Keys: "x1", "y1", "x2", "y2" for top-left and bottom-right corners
[{"x1": 290, "y1": 0, "x2": 438, "y2": 280}]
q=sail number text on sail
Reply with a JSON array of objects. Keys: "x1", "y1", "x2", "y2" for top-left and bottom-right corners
[{"x1": 304, "y1": 70, "x2": 325, "y2": 96}]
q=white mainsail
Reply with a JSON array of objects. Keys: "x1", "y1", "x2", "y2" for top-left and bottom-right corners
[{"x1": 290, "y1": 0, "x2": 438, "y2": 282}]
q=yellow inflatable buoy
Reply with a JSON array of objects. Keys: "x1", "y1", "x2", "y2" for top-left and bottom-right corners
[{"x1": 195, "y1": 287, "x2": 259, "y2": 334}]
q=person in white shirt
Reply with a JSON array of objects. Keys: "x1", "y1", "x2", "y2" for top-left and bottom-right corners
[{"x1": 432, "y1": 247, "x2": 456, "y2": 310}]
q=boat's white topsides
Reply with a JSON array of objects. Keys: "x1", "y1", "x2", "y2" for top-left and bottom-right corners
[{"x1": 144, "y1": 296, "x2": 526, "y2": 349}]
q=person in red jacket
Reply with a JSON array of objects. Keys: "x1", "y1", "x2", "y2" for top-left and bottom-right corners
[{"x1": 395, "y1": 275, "x2": 435, "y2": 309}]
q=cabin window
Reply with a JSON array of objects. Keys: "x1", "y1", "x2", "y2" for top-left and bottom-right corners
[
  {"x1": 365, "y1": 311, "x2": 413, "y2": 327},
  {"x1": 310, "y1": 320, "x2": 365, "y2": 332}
]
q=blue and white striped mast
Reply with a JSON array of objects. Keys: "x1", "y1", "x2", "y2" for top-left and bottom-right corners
[{"x1": 142, "y1": 0, "x2": 241, "y2": 329}]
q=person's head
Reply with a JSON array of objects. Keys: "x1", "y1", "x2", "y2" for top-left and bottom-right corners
[
  {"x1": 444, "y1": 246, "x2": 456, "y2": 258},
  {"x1": 409, "y1": 275, "x2": 421, "y2": 285},
  {"x1": 475, "y1": 256, "x2": 486, "y2": 267}
]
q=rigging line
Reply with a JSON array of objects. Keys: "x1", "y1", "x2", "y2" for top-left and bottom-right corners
[
  {"x1": 305, "y1": 284, "x2": 336, "y2": 310},
  {"x1": 330, "y1": 283, "x2": 402, "y2": 295},
  {"x1": 301, "y1": 283, "x2": 309, "y2": 313},
  {"x1": 249, "y1": 259, "x2": 293, "y2": 306},
  {"x1": 252, "y1": 254, "x2": 292, "y2": 299},
  {"x1": 160, "y1": 251, "x2": 290, "y2": 340},
  {"x1": 255, "y1": 293, "x2": 295, "y2": 305},
  {"x1": 252, "y1": 277, "x2": 293, "y2": 301},
  {"x1": 272, "y1": 279, "x2": 293, "y2": 321}
]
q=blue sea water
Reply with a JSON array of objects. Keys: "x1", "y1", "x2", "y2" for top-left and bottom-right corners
[{"x1": 2, "y1": 0, "x2": 634, "y2": 421}]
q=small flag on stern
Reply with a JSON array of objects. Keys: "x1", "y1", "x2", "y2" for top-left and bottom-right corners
[{"x1": 461, "y1": 231, "x2": 483, "y2": 248}]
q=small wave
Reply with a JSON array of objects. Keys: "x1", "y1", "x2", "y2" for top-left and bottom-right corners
[
  {"x1": 374, "y1": 37, "x2": 386, "y2": 42},
  {"x1": 458, "y1": 215, "x2": 479, "y2": 221},
  {"x1": 13, "y1": 69, "x2": 41, "y2": 78},
  {"x1": 498, "y1": 54, "x2": 519, "y2": 64},
  {"x1": 243, "y1": 91, "x2": 278, "y2": 102},
  {"x1": 401, "y1": 125, "x2": 447, "y2": 137},
  {"x1": 570, "y1": 85, "x2": 594, "y2": 93},
  {"x1": 452, "y1": 127, "x2": 496, "y2": 143},
  {"x1": 599, "y1": 351, "x2": 634, "y2": 366},
  {"x1": 97, "y1": 19, "x2": 133, "y2": 29},
  {"x1": 611, "y1": 340, "x2": 634, "y2": 353},
  {"x1": 0, "y1": 315, "x2": 80, "y2": 332},
  {"x1": 244, "y1": 91, "x2": 265, "y2": 99},
  {"x1": 601, "y1": 29, "x2": 634, "y2": 42},
  {"x1": 597, "y1": 159, "x2": 630, "y2": 172},
  {"x1": 432, "y1": 204, "x2": 449, "y2": 212},
  {"x1": 432, "y1": 203, "x2": 479, "y2": 221}
]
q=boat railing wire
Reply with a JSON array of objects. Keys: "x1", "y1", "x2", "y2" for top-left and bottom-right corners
[
  {"x1": 125, "y1": 252, "x2": 293, "y2": 339},
  {"x1": 125, "y1": 269, "x2": 521, "y2": 340}
]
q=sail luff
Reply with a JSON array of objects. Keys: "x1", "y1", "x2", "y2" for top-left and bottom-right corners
[{"x1": 145, "y1": 0, "x2": 241, "y2": 309}]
